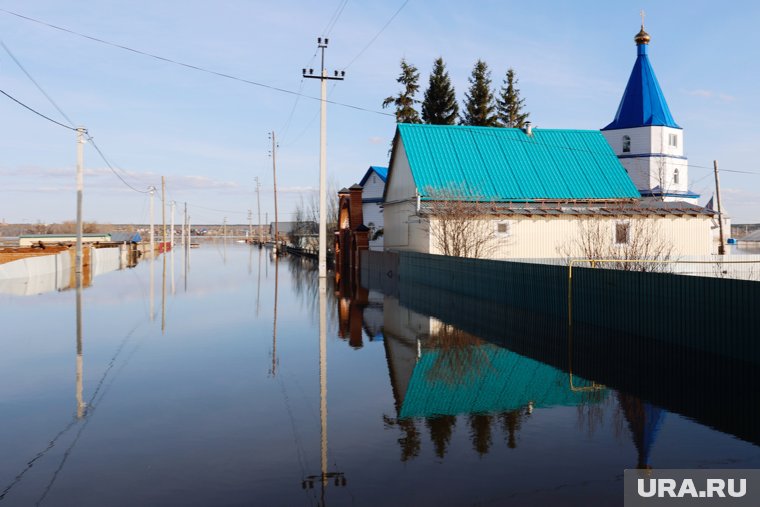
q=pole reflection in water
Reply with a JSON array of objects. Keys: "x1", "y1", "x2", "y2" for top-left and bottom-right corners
[
  {"x1": 171, "y1": 240, "x2": 175, "y2": 296},
  {"x1": 256, "y1": 245, "x2": 262, "y2": 317},
  {"x1": 270, "y1": 254, "x2": 278, "y2": 377},
  {"x1": 319, "y1": 277, "x2": 326, "y2": 489},
  {"x1": 75, "y1": 268, "x2": 85, "y2": 419},
  {"x1": 149, "y1": 250, "x2": 155, "y2": 322},
  {"x1": 302, "y1": 275, "x2": 346, "y2": 504},
  {"x1": 161, "y1": 252, "x2": 166, "y2": 334}
]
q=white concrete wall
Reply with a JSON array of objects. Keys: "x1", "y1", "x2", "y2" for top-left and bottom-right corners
[
  {"x1": 91, "y1": 246, "x2": 122, "y2": 277},
  {"x1": 0, "y1": 251, "x2": 71, "y2": 295}
]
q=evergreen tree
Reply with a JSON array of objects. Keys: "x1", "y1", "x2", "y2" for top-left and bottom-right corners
[
  {"x1": 421, "y1": 57, "x2": 458, "y2": 125},
  {"x1": 460, "y1": 60, "x2": 498, "y2": 127},
  {"x1": 382, "y1": 59, "x2": 421, "y2": 124},
  {"x1": 496, "y1": 68, "x2": 530, "y2": 128}
]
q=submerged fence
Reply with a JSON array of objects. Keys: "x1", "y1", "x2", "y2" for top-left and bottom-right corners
[
  {"x1": 361, "y1": 249, "x2": 760, "y2": 445},
  {"x1": 363, "y1": 250, "x2": 760, "y2": 361}
]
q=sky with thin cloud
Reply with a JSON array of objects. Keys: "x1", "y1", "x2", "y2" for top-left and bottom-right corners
[{"x1": 0, "y1": 0, "x2": 758, "y2": 224}]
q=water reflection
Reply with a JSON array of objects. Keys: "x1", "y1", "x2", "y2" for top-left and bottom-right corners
[
  {"x1": 2, "y1": 246, "x2": 757, "y2": 506},
  {"x1": 379, "y1": 303, "x2": 605, "y2": 460},
  {"x1": 357, "y1": 259, "x2": 760, "y2": 466},
  {"x1": 0, "y1": 245, "x2": 137, "y2": 296}
]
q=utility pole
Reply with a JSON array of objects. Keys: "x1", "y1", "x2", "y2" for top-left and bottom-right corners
[
  {"x1": 255, "y1": 176, "x2": 262, "y2": 244},
  {"x1": 270, "y1": 132, "x2": 279, "y2": 251},
  {"x1": 170, "y1": 201, "x2": 176, "y2": 250},
  {"x1": 248, "y1": 209, "x2": 253, "y2": 240},
  {"x1": 75, "y1": 127, "x2": 86, "y2": 276},
  {"x1": 713, "y1": 160, "x2": 726, "y2": 255},
  {"x1": 304, "y1": 37, "x2": 345, "y2": 278},
  {"x1": 161, "y1": 176, "x2": 167, "y2": 251},
  {"x1": 149, "y1": 186, "x2": 156, "y2": 258}
]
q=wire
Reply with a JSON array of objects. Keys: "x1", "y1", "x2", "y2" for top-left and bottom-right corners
[
  {"x1": 0, "y1": 8, "x2": 393, "y2": 118},
  {"x1": 323, "y1": 0, "x2": 350, "y2": 37},
  {"x1": 1, "y1": 40, "x2": 154, "y2": 193},
  {"x1": 0, "y1": 88, "x2": 76, "y2": 130},
  {"x1": 1, "y1": 40, "x2": 76, "y2": 127},
  {"x1": 281, "y1": 82, "x2": 339, "y2": 147},
  {"x1": 342, "y1": 0, "x2": 411, "y2": 70},
  {"x1": 86, "y1": 136, "x2": 152, "y2": 194}
]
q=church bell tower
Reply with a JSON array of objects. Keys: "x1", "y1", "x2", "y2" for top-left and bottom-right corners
[{"x1": 602, "y1": 21, "x2": 699, "y2": 204}]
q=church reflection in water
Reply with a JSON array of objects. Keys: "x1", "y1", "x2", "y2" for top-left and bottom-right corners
[{"x1": 331, "y1": 263, "x2": 756, "y2": 470}]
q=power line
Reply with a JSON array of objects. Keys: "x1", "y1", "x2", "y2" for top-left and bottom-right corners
[
  {"x1": 0, "y1": 88, "x2": 76, "y2": 130},
  {"x1": 1, "y1": 40, "x2": 153, "y2": 194},
  {"x1": 322, "y1": 0, "x2": 350, "y2": 37},
  {"x1": 0, "y1": 8, "x2": 393, "y2": 118},
  {"x1": 342, "y1": 0, "x2": 411, "y2": 70},
  {"x1": 86, "y1": 136, "x2": 152, "y2": 194},
  {"x1": 1, "y1": 40, "x2": 76, "y2": 127}
]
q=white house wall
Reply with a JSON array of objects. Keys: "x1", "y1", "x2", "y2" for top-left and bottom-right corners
[
  {"x1": 385, "y1": 140, "x2": 416, "y2": 203},
  {"x1": 383, "y1": 200, "x2": 430, "y2": 253},
  {"x1": 362, "y1": 172, "x2": 385, "y2": 200},
  {"x1": 423, "y1": 214, "x2": 712, "y2": 259},
  {"x1": 362, "y1": 171, "x2": 386, "y2": 251},
  {"x1": 363, "y1": 202, "x2": 384, "y2": 250}
]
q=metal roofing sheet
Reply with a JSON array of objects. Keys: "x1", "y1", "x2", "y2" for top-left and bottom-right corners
[{"x1": 398, "y1": 124, "x2": 640, "y2": 201}]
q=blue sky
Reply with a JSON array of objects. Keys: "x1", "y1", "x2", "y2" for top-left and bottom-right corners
[{"x1": 1, "y1": 0, "x2": 759, "y2": 225}]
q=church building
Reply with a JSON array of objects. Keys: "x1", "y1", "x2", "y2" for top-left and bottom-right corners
[
  {"x1": 601, "y1": 23, "x2": 699, "y2": 204},
  {"x1": 374, "y1": 22, "x2": 716, "y2": 260}
]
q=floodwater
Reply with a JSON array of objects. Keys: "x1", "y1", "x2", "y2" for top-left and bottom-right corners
[{"x1": 1, "y1": 241, "x2": 758, "y2": 506}]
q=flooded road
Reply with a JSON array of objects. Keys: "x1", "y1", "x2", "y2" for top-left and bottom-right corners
[{"x1": 1, "y1": 241, "x2": 758, "y2": 506}]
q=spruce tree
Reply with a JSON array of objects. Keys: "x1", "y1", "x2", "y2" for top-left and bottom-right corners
[
  {"x1": 382, "y1": 59, "x2": 421, "y2": 124},
  {"x1": 421, "y1": 57, "x2": 458, "y2": 125},
  {"x1": 460, "y1": 60, "x2": 498, "y2": 127},
  {"x1": 496, "y1": 68, "x2": 530, "y2": 128}
]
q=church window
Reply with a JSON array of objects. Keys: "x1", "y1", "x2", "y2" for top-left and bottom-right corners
[
  {"x1": 669, "y1": 133, "x2": 678, "y2": 147},
  {"x1": 673, "y1": 168, "x2": 680, "y2": 185},
  {"x1": 615, "y1": 222, "x2": 630, "y2": 245},
  {"x1": 622, "y1": 135, "x2": 631, "y2": 153}
]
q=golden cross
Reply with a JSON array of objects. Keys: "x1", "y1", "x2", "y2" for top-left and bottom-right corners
[{"x1": 640, "y1": 9, "x2": 646, "y2": 27}]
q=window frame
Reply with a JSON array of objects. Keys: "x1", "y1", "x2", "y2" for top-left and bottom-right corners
[
  {"x1": 614, "y1": 221, "x2": 631, "y2": 246},
  {"x1": 495, "y1": 221, "x2": 512, "y2": 237},
  {"x1": 622, "y1": 135, "x2": 631, "y2": 153}
]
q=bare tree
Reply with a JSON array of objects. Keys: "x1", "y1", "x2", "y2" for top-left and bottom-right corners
[
  {"x1": 291, "y1": 181, "x2": 341, "y2": 250},
  {"x1": 557, "y1": 217, "x2": 674, "y2": 272},
  {"x1": 423, "y1": 186, "x2": 497, "y2": 259}
]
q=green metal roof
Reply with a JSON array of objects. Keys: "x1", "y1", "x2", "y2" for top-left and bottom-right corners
[
  {"x1": 396, "y1": 123, "x2": 640, "y2": 201},
  {"x1": 399, "y1": 343, "x2": 605, "y2": 419}
]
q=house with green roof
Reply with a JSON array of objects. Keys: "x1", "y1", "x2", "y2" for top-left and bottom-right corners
[{"x1": 382, "y1": 123, "x2": 714, "y2": 258}]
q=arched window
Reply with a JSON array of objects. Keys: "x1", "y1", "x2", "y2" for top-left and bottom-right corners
[
  {"x1": 673, "y1": 168, "x2": 680, "y2": 185},
  {"x1": 622, "y1": 135, "x2": 631, "y2": 153}
]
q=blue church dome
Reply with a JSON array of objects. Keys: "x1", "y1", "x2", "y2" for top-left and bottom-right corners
[{"x1": 603, "y1": 26, "x2": 681, "y2": 131}]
